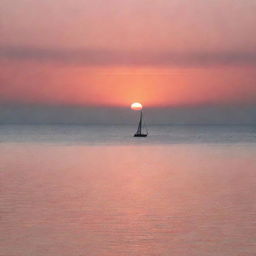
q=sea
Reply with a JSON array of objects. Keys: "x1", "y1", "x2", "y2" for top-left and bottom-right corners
[{"x1": 1, "y1": 125, "x2": 256, "y2": 256}]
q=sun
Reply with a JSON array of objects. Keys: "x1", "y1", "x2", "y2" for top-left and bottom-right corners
[{"x1": 131, "y1": 102, "x2": 143, "y2": 111}]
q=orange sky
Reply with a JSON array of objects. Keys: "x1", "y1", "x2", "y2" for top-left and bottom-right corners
[{"x1": 1, "y1": 0, "x2": 256, "y2": 107}]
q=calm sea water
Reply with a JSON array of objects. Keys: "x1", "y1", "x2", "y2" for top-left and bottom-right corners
[{"x1": 1, "y1": 125, "x2": 256, "y2": 256}]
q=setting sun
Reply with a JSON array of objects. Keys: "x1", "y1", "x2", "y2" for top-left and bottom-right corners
[{"x1": 131, "y1": 102, "x2": 143, "y2": 111}]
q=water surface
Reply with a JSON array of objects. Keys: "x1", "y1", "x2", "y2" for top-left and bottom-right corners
[{"x1": 1, "y1": 125, "x2": 256, "y2": 255}]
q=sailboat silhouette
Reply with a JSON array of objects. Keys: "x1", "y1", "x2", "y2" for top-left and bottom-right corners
[{"x1": 134, "y1": 110, "x2": 148, "y2": 137}]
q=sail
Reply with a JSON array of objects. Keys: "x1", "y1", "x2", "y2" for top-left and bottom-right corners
[
  {"x1": 135, "y1": 111, "x2": 143, "y2": 135},
  {"x1": 136, "y1": 111, "x2": 142, "y2": 134},
  {"x1": 134, "y1": 110, "x2": 148, "y2": 137}
]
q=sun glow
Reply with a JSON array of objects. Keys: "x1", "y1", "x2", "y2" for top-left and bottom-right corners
[{"x1": 131, "y1": 102, "x2": 143, "y2": 111}]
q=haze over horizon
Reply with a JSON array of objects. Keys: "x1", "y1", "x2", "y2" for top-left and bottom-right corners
[
  {"x1": 0, "y1": 103, "x2": 255, "y2": 125},
  {"x1": 1, "y1": 0, "x2": 256, "y2": 123}
]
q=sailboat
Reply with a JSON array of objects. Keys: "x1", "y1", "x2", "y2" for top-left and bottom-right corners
[{"x1": 134, "y1": 110, "x2": 148, "y2": 137}]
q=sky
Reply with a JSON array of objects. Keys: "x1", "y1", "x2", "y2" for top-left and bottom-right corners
[{"x1": 0, "y1": 0, "x2": 256, "y2": 123}]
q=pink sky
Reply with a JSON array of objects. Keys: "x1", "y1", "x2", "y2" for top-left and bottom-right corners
[{"x1": 1, "y1": 0, "x2": 256, "y2": 107}]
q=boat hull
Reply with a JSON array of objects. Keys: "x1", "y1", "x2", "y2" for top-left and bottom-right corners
[{"x1": 134, "y1": 134, "x2": 148, "y2": 137}]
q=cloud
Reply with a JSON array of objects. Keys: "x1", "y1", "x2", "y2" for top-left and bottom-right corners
[{"x1": 1, "y1": 46, "x2": 256, "y2": 67}]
